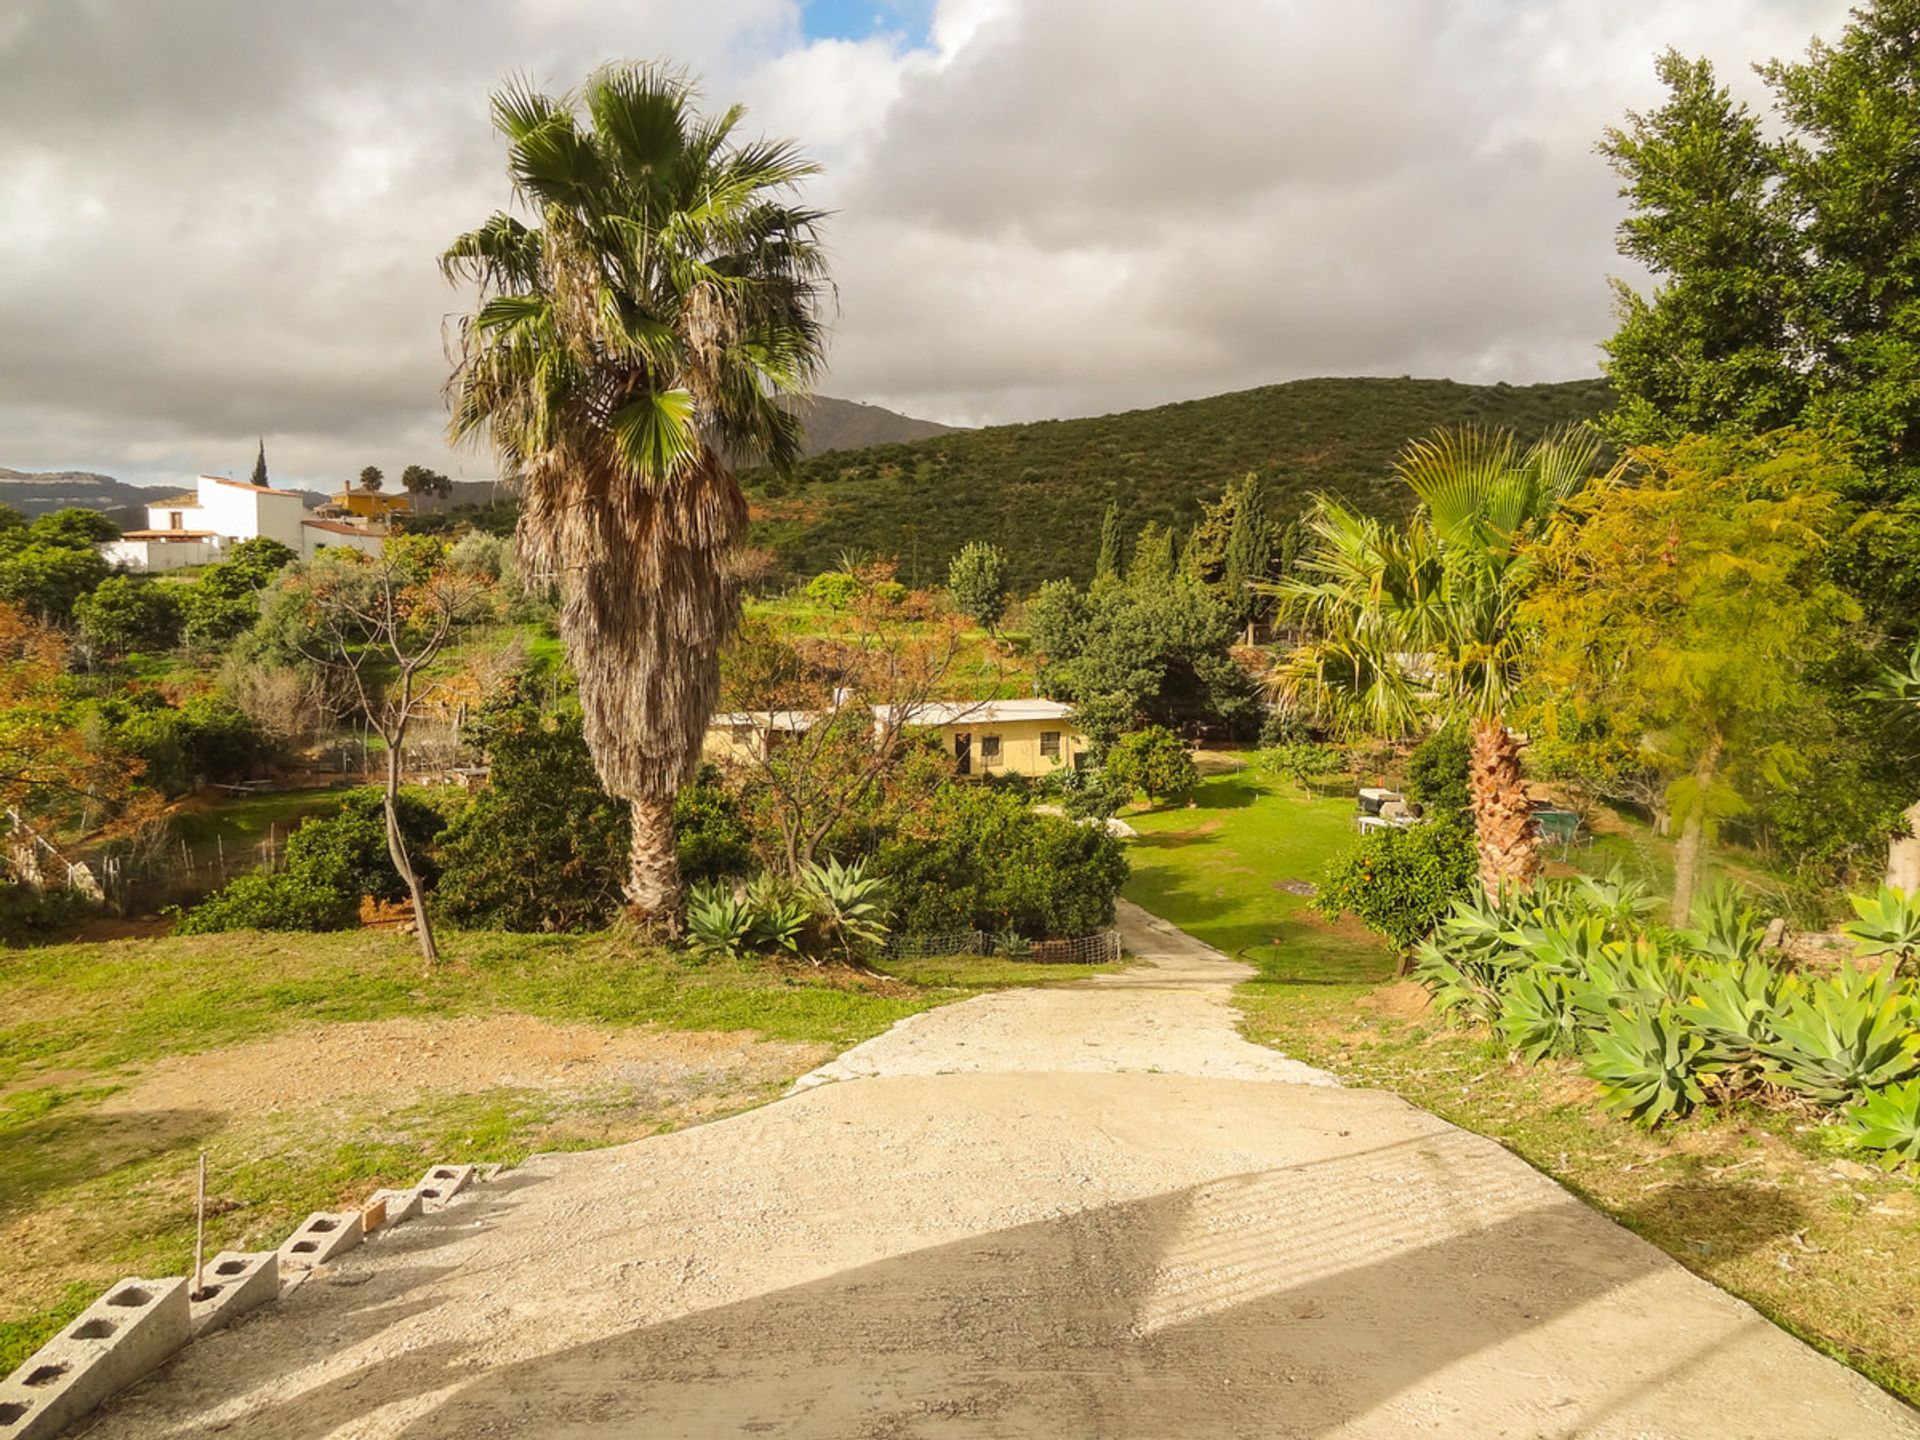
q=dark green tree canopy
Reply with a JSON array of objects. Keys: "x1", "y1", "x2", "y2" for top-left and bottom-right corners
[{"x1": 1602, "y1": 0, "x2": 1920, "y2": 628}]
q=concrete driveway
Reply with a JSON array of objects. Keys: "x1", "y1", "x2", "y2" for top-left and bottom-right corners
[{"x1": 88, "y1": 901, "x2": 1920, "y2": 1438}]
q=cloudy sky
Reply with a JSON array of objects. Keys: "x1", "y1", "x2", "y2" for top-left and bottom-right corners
[{"x1": 0, "y1": 0, "x2": 1850, "y2": 490}]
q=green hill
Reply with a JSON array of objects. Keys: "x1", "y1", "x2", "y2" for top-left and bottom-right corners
[{"x1": 746, "y1": 376, "x2": 1612, "y2": 589}]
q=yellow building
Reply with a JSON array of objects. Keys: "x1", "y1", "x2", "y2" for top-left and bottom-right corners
[
  {"x1": 873, "y1": 699, "x2": 1088, "y2": 778},
  {"x1": 329, "y1": 485, "x2": 413, "y2": 521},
  {"x1": 703, "y1": 699, "x2": 1088, "y2": 779}
]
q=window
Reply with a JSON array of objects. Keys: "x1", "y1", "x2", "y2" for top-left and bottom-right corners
[
  {"x1": 980, "y1": 734, "x2": 1002, "y2": 765},
  {"x1": 1039, "y1": 730, "x2": 1061, "y2": 759},
  {"x1": 168, "y1": 511, "x2": 183, "y2": 530}
]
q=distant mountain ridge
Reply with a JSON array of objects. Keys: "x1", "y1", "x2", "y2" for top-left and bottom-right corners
[
  {"x1": 0, "y1": 397, "x2": 952, "y2": 527},
  {"x1": 746, "y1": 375, "x2": 1614, "y2": 589},
  {"x1": 794, "y1": 396, "x2": 959, "y2": 455}
]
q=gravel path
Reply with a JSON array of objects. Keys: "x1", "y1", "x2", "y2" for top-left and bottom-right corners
[{"x1": 89, "y1": 901, "x2": 1920, "y2": 1439}]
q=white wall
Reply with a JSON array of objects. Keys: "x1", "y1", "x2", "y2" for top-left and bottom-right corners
[
  {"x1": 144, "y1": 502, "x2": 207, "y2": 533},
  {"x1": 300, "y1": 525, "x2": 383, "y2": 561},
  {"x1": 102, "y1": 537, "x2": 213, "y2": 572}
]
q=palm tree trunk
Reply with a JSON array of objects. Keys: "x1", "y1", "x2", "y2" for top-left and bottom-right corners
[
  {"x1": 1887, "y1": 799, "x2": 1920, "y2": 893},
  {"x1": 1468, "y1": 717, "x2": 1540, "y2": 900},
  {"x1": 627, "y1": 796, "x2": 682, "y2": 931},
  {"x1": 1670, "y1": 733, "x2": 1723, "y2": 923}
]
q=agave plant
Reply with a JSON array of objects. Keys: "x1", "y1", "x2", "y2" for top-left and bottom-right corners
[
  {"x1": 1684, "y1": 956, "x2": 1793, "y2": 1067},
  {"x1": 1570, "y1": 936, "x2": 1693, "y2": 1029},
  {"x1": 1583, "y1": 1002, "x2": 1714, "y2": 1126},
  {"x1": 800, "y1": 855, "x2": 891, "y2": 958},
  {"x1": 1498, "y1": 968, "x2": 1587, "y2": 1062},
  {"x1": 744, "y1": 874, "x2": 812, "y2": 955},
  {"x1": 1841, "y1": 1079, "x2": 1920, "y2": 1168},
  {"x1": 685, "y1": 881, "x2": 754, "y2": 961},
  {"x1": 1512, "y1": 912, "x2": 1612, "y2": 976},
  {"x1": 1843, "y1": 886, "x2": 1920, "y2": 976},
  {"x1": 1412, "y1": 890, "x2": 1524, "y2": 1021},
  {"x1": 1564, "y1": 869, "x2": 1659, "y2": 933},
  {"x1": 1763, "y1": 966, "x2": 1920, "y2": 1105},
  {"x1": 1684, "y1": 885, "x2": 1773, "y2": 965}
]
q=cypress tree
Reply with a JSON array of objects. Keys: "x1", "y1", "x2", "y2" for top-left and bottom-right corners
[
  {"x1": 1129, "y1": 521, "x2": 1176, "y2": 586},
  {"x1": 1222, "y1": 478, "x2": 1271, "y2": 633},
  {"x1": 249, "y1": 438, "x2": 269, "y2": 488},
  {"x1": 1094, "y1": 500, "x2": 1123, "y2": 581}
]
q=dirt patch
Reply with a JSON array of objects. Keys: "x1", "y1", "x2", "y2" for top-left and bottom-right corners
[
  {"x1": 96, "y1": 1017, "x2": 831, "y2": 1119},
  {"x1": 1357, "y1": 980, "x2": 1433, "y2": 1021}
]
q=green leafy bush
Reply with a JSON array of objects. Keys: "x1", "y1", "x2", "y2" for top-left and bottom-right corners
[
  {"x1": 1315, "y1": 821, "x2": 1477, "y2": 952},
  {"x1": 282, "y1": 787, "x2": 448, "y2": 904},
  {"x1": 674, "y1": 764, "x2": 754, "y2": 883},
  {"x1": 1104, "y1": 725, "x2": 1198, "y2": 804},
  {"x1": 1403, "y1": 724, "x2": 1471, "y2": 815},
  {"x1": 435, "y1": 699, "x2": 628, "y2": 931},
  {"x1": 174, "y1": 864, "x2": 360, "y2": 934},
  {"x1": 875, "y1": 782, "x2": 1129, "y2": 938},
  {"x1": 744, "y1": 874, "x2": 811, "y2": 954},
  {"x1": 804, "y1": 571, "x2": 859, "y2": 608}
]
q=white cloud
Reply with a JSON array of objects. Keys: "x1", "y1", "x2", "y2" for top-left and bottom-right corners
[{"x1": 0, "y1": 0, "x2": 1856, "y2": 485}]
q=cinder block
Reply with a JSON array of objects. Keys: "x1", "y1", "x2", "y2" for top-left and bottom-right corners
[
  {"x1": 0, "y1": 1277, "x2": 190, "y2": 1439},
  {"x1": 474, "y1": 1163, "x2": 503, "y2": 1183},
  {"x1": 415, "y1": 1164, "x2": 475, "y2": 1208},
  {"x1": 276, "y1": 1211, "x2": 363, "y2": 1271},
  {"x1": 367, "y1": 1188, "x2": 424, "y2": 1229},
  {"x1": 189, "y1": 1252, "x2": 279, "y2": 1337},
  {"x1": 359, "y1": 1196, "x2": 387, "y2": 1235}
]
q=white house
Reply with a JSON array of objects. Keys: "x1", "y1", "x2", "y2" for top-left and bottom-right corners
[{"x1": 102, "y1": 474, "x2": 385, "y2": 571}]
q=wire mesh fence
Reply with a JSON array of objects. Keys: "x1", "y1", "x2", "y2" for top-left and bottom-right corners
[{"x1": 882, "y1": 927, "x2": 1122, "y2": 964}]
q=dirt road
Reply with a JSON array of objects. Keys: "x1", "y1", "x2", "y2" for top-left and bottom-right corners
[{"x1": 90, "y1": 902, "x2": 1919, "y2": 1438}]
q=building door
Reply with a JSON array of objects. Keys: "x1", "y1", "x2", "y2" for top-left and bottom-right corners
[{"x1": 953, "y1": 731, "x2": 971, "y2": 776}]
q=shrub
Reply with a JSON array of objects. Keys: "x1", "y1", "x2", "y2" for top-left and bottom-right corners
[
  {"x1": 435, "y1": 701, "x2": 628, "y2": 931},
  {"x1": 1062, "y1": 771, "x2": 1131, "y2": 822},
  {"x1": 804, "y1": 571, "x2": 859, "y2": 609},
  {"x1": 1316, "y1": 820, "x2": 1477, "y2": 952},
  {"x1": 674, "y1": 764, "x2": 755, "y2": 883},
  {"x1": 744, "y1": 873, "x2": 811, "y2": 955},
  {"x1": 874, "y1": 783, "x2": 1129, "y2": 939},
  {"x1": 1104, "y1": 725, "x2": 1198, "y2": 804},
  {"x1": 1762, "y1": 966, "x2": 1920, "y2": 1105},
  {"x1": 175, "y1": 864, "x2": 360, "y2": 934},
  {"x1": 1404, "y1": 724, "x2": 1471, "y2": 815},
  {"x1": 0, "y1": 883, "x2": 88, "y2": 945},
  {"x1": 283, "y1": 787, "x2": 448, "y2": 904},
  {"x1": 103, "y1": 692, "x2": 271, "y2": 797},
  {"x1": 1584, "y1": 1003, "x2": 1713, "y2": 1126},
  {"x1": 73, "y1": 576, "x2": 183, "y2": 658}
]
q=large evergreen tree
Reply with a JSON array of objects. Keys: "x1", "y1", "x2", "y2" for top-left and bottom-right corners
[
  {"x1": 250, "y1": 438, "x2": 270, "y2": 489},
  {"x1": 1602, "y1": 3, "x2": 1920, "y2": 625},
  {"x1": 1094, "y1": 500, "x2": 1123, "y2": 582}
]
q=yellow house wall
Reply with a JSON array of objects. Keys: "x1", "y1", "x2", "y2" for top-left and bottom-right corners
[{"x1": 935, "y1": 717, "x2": 1087, "y2": 776}]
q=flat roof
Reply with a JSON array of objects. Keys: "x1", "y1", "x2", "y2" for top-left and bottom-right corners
[
  {"x1": 301, "y1": 518, "x2": 380, "y2": 536},
  {"x1": 873, "y1": 698, "x2": 1075, "y2": 726},
  {"x1": 118, "y1": 529, "x2": 215, "y2": 540}
]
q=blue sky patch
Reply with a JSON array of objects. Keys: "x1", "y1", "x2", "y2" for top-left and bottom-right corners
[{"x1": 801, "y1": 0, "x2": 934, "y2": 49}]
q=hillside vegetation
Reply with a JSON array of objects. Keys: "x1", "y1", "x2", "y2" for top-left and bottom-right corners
[{"x1": 746, "y1": 376, "x2": 1611, "y2": 588}]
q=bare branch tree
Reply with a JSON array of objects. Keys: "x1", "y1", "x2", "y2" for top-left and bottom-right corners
[{"x1": 292, "y1": 545, "x2": 492, "y2": 965}]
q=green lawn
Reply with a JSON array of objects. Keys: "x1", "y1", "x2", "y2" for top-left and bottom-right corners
[
  {"x1": 1121, "y1": 754, "x2": 1395, "y2": 984},
  {"x1": 0, "y1": 929, "x2": 1106, "y2": 1371}
]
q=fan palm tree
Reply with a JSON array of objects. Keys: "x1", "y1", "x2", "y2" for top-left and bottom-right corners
[
  {"x1": 1269, "y1": 427, "x2": 1615, "y2": 897},
  {"x1": 442, "y1": 64, "x2": 828, "y2": 927}
]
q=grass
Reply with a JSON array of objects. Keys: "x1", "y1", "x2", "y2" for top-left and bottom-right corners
[
  {"x1": 0, "y1": 927, "x2": 1108, "y2": 1371},
  {"x1": 1116, "y1": 752, "x2": 1920, "y2": 1405},
  {"x1": 1121, "y1": 753, "x2": 1396, "y2": 984}
]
